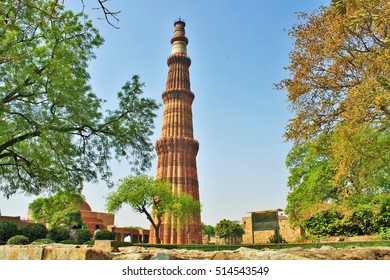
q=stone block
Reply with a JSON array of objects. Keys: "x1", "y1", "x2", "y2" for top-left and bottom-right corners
[{"x1": 94, "y1": 240, "x2": 119, "y2": 252}]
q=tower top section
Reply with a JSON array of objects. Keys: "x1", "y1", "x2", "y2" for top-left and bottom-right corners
[{"x1": 171, "y1": 18, "x2": 188, "y2": 55}]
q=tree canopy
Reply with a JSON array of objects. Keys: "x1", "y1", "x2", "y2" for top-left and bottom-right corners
[
  {"x1": 215, "y1": 219, "x2": 244, "y2": 244},
  {"x1": 106, "y1": 175, "x2": 201, "y2": 244},
  {"x1": 276, "y1": 0, "x2": 389, "y2": 189},
  {"x1": 279, "y1": 0, "x2": 390, "y2": 234},
  {"x1": 28, "y1": 190, "x2": 85, "y2": 227},
  {"x1": 0, "y1": 1, "x2": 159, "y2": 197}
]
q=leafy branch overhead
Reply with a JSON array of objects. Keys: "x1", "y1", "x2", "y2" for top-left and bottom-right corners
[{"x1": 0, "y1": 1, "x2": 159, "y2": 197}]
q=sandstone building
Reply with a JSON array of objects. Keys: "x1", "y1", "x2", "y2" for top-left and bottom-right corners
[{"x1": 150, "y1": 19, "x2": 202, "y2": 244}]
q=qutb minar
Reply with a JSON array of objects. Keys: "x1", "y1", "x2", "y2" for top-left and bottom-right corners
[{"x1": 150, "y1": 19, "x2": 202, "y2": 244}]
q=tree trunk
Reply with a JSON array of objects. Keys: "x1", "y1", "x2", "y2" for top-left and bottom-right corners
[{"x1": 154, "y1": 224, "x2": 161, "y2": 244}]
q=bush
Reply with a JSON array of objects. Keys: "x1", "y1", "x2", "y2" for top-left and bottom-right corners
[
  {"x1": 345, "y1": 208, "x2": 378, "y2": 235},
  {"x1": 0, "y1": 221, "x2": 19, "y2": 244},
  {"x1": 377, "y1": 198, "x2": 390, "y2": 229},
  {"x1": 83, "y1": 240, "x2": 94, "y2": 246},
  {"x1": 47, "y1": 225, "x2": 70, "y2": 243},
  {"x1": 378, "y1": 228, "x2": 390, "y2": 241},
  {"x1": 7, "y1": 235, "x2": 30, "y2": 245},
  {"x1": 74, "y1": 229, "x2": 92, "y2": 244},
  {"x1": 303, "y1": 210, "x2": 343, "y2": 237},
  {"x1": 31, "y1": 238, "x2": 55, "y2": 245},
  {"x1": 59, "y1": 239, "x2": 78, "y2": 245},
  {"x1": 20, "y1": 223, "x2": 48, "y2": 242},
  {"x1": 268, "y1": 233, "x2": 287, "y2": 244},
  {"x1": 94, "y1": 230, "x2": 115, "y2": 240}
]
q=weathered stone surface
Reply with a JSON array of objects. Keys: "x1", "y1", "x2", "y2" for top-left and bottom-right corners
[
  {"x1": 0, "y1": 244, "x2": 111, "y2": 260},
  {"x1": 1, "y1": 245, "x2": 390, "y2": 260},
  {"x1": 94, "y1": 240, "x2": 119, "y2": 252}
]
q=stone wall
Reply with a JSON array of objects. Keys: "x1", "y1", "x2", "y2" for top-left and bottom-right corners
[
  {"x1": 80, "y1": 209, "x2": 114, "y2": 234},
  {"x1": 242, "y1": 215, "x2": 302, "y2": 244},
  {"x1": 0, "y1": 215, "x2": 33, "y2": 228},
  {"x1": 278, "y1": 216, "x2": 302, "y2": 243}
]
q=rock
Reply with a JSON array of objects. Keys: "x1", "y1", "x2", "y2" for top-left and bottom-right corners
[
  {"x1": 1, "y1": 244, "x2": 390, "y2": 260},
  {"x1": 210, "y1": 252, "x2": 231, "y2": 260},
  {"x1": 320, "y1": 246, "x2": 336, "y2": 250},
  {"x1": 0, "y1": 244, "x2": 111, "y2": 260},
  {"x1": 94, "y1": 240, "x2": 119, "y2": 252}
]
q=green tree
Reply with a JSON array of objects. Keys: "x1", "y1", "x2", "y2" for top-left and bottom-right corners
[
  {"x1": 276, "y1": 0, "x2": 390, "y2": 193},
  {"x1": 285, "y1": 135, "x2": 340, "y2": 226},
  {"x1": 0, "y1": 0, "x2": 159, "y2": 198},
  {"x1": 106, "y1": 175, "x2": 201, "y2": 244},
  {"x1": 215, "y1": 219, "x2": 244, "y2": 244},
  {"x1": 202, "y1": 223, "x2": 215, "y2": 238},
  {"x1": 28, "y1": 191, "x2": 85, "y2": 227}
]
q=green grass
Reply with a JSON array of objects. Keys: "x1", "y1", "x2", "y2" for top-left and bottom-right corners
[{"x1": 118, "y1": 241, "x2": 390, "y2": 252}]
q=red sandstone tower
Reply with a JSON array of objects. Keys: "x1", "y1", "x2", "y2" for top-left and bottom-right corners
[{"x1": 150, "y1": 19, "x2": 202, "y2": 244}]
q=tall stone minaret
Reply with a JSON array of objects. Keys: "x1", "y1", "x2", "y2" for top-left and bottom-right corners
[{"x1": 150, "y1": 19, "x2": 202, "y2": 244}]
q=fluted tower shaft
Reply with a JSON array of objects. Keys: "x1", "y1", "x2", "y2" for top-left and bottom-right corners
[{"x1": 150, "y1": 20, "x2": 202, "y2": 244}]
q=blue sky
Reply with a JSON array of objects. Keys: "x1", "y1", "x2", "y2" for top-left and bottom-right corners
[{"x1": 0, "y1": 0, "x2": 330, "y2": 228}]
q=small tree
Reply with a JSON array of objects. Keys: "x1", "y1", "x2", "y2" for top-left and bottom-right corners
[
  {"x1": 106, "y1": 175, "x2": 201, "y2": 244},
  {"x1": 202, "y1": 223, "x2": 215, "y2": 238},
  {"x1": 28, "y1": 191, "x2": 84, "y2": 227},
  {"x1": 215, "y1": 219, "x2": 245, "y2": 244}
]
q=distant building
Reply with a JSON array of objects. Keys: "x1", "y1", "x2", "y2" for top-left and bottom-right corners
[
  {"x1": 242, "y1": 209, "x2": 302, "y2": 243},
  {"x1": 77, "y1": 201, "x2": 114, "y2": 233},
  {"x1": 0, "y1": 213, "x2": 33, "y2": 228}
]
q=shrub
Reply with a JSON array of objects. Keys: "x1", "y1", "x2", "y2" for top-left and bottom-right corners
[
  {"x1": 94, "y1": 230, "x2": 115, "y2": 240},
  {"x1": 345, "y1": 208, "x2": 378, "y2": 235},
  {"x1": 31, "y1": 238, "x2": 55, "y2": 245},
  {"x1": 378, "y1": 228, "x2": 390, "y2": 241},
  {"x1": 7, "y1": 235, "x2": 30, "y2": 245},
  {"x1": 59, "y1": 239, "x2": 78, "y2": 245},
  {"x1": 74, "y1": 229, "x2": 92, "y2": 244},
  {"x1": 303, "y1": 209, "x2": 343, "y2": 237},
  {"x1": 377, "y1": 198, "x2": 390, "y2": 229},
  {"x1": 47, "y1": 225, "x2": 70, "y2": 243},
  {"x1": 83, "y1": 240, "x2": 94, "y2": 246},
  {"x1": 0, "y1": 221, "x2": 18, "y2": 244},
  {"x1": 20, "y1": 223, "x2": 48, "y2": 242},
  {"x1": 268, "y1": 233, "x2": 287, "y2": 244}
]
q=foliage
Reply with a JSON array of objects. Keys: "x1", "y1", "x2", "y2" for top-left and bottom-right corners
[
  {"x1": 59, "y1": 239, "x2": 78, "y2": 245},
  {"x1": 299, "y1": 198, "x2": 390, "y2": 238},
  {"x1": 276, "y1": 0, "x2": 390, "y2": 195},
  {"x1": 202, "y1": 223, "x2": 215, "y2": 238},
  {"x1": 268, "y1": 233, "x2": 287, "y2": 244},
  {"x1": 215, "y1": 219, "x2": 245, "y2": 244},
  {"x1": 28, "y1": 191, "x2": 84, "y2": 227},
  {"x1": 73, "y1": 229, "x2": 92, "y2": 244},
  {"x1": 94, "y1": 230, "x2": 115, "y2": 240},
  {"x1": 285, "y1": 135, "x2": 340, "y2": 225},
  {"x1": 302, "y1": 209, "x2": 343, "y2": 237},
  {"x1": 0, "y1": 0, "x2": 159, "y2": 198},
  {"x1": 106, "y1": 174, "x2": 201, "y2": 244},
  {"x1": 83, "y1": 240, "x2": 95, "y2": 246},
  {"x1": 47, "y1": 225, "x2": 71, "y2": 243},
  {"x1": 20, "y1": 223, "x2": 48, "y2": 242},
  {"x1": 31, "y1": 238, "x2": 55, "y2": 245},
  {"x1": 377, "y1": 197, "x2": 390, "y2": 229},
  {"x1": 344, "y1": 207, "x2": 377, "y2": 235},
  {"x1": 7, "y1": 235, "x2": 30, "y2": 245},
  {"x1": 378, "y1": 228, "x2": 390, "y2": 241},
  {"x1": 0, "y1": 221, "x2": 18, "y2": 243}
]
